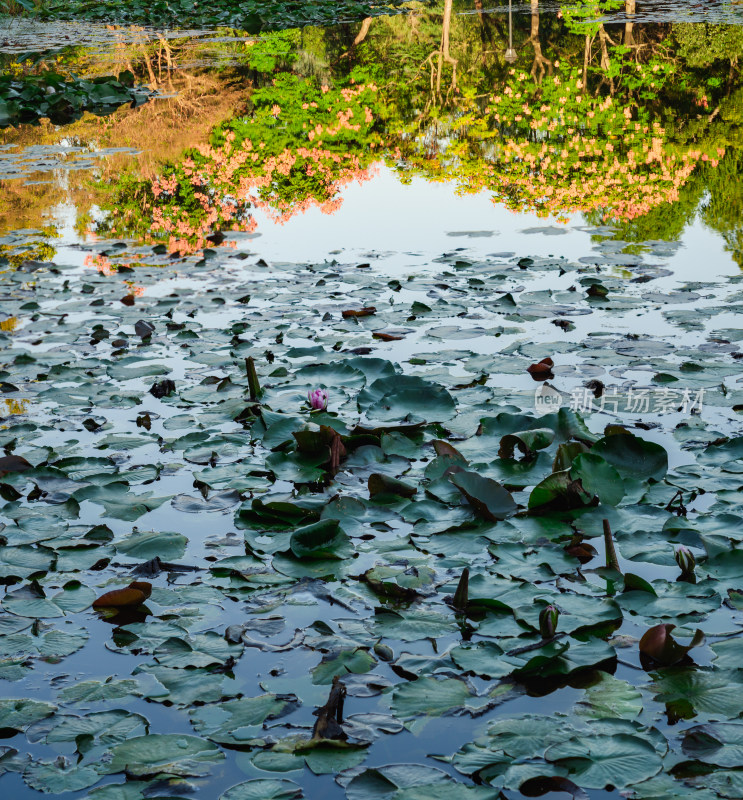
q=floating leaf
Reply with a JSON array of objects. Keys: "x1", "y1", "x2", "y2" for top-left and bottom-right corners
[
  {"x1": 591, "y1": 433, "x2": 668, "y2": 482},
  {"x1": 191, "y1": 694, "x2": 298, "y2": 746},
  {"x1": 220, "y1": 780, "x2": 303, "y2": 800},
  {"x1": 94, "y1": 581, "x2": 152, "y2": 609},
  {"x1": 0, "y1": 699, "x2": 56, "y2": 732},
  {"x1": 498, "y1": 428, "x2": 555, "y2": 460},
  {"x1": 58, "y1": 679, "x2": 140, "y2": 704},
  {"x1": 576, "y1": 674, "x2": 643, "y2": 720},
  {"x1": 289, "y1": 520, "x2": 352, "y2": 560},
  {"x1": 103, "y1": 734, "x2": 224, "y2": 777},
  {"x1": 115, "y1": 530, "x2": 187, "y2": 561},
  {"x1": 651, "y1": 668, "x2": 743, "y2": 719},
  {"x1": 545, "y1": 733, "x2": 662, "y2": 789},
  {"x1": 358, "y1": 375, "x2": 455, "y2": 425},
  {"x1": 450, "y1": 470, "x2": 516, "y2": 521},
  {"x1": 23, "y1": 757, "x2": 102, "y2": 794},
  {"x1": 311, "y1": 649, "x2": 376, "y2": 685}
]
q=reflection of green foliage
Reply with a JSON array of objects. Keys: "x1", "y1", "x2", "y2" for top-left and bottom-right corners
[
  {"x1": 375, "y1": 11, "x2": 736, "y2": 240},
  {"x1": 39, "y1": 0, "x2": 427, "y2": 32},
  {"x1": 673, "y1": 23, "x2": 743, "y2": 68},
  {"x1": 0, "y1": 228, "x2": 57, "y2": 270},
  {"x1": 243, "y1": 29, "x2": 299, "y2": 72},
  {"x1": 0, "y1": 70, "x2": 152, "y2": 127},
  {"x1": 0, "y1": 0, "x2": 47, "y2": 15},
  {"x1": 213, "y1": 71, "x2": 381, "y2": 215},
  {"x1": 94, "y1": 13, "x2": 743, "y2": 256},
  {"x1": 585, "y1": 176, "x2": 703, "y2": 244},
  {"x1": 394, "y1": 50, "x2": 717, "y2": 223},
  {"x1": 560, "y1": 0, "x2": 624, "y2": 34},
  {"x1": 700, "y1": 151, "x2": 743, "y2": 268},
  {"x1": 97, "y1": 40, "x2": 383, "y2": 251},
  {"x1": 95, "y1": 173, "x2": 157, "y2": 246}
]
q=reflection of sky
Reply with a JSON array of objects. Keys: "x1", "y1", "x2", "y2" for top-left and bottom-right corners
[
  {"x1": 231, "y1": 166, "x2": 740, "y2": 285},
  {"x1": 40, "y1": 160, "x2": 741, "y2": 287}
]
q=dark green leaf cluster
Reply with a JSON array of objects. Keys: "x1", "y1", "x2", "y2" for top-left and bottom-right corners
[{"x1": 0, "y1": 71, "x2": 153, "y2": 127}]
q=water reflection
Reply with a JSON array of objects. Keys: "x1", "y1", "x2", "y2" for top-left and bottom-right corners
[
  {"x1": 2, "y1": 398, "x2": 30, "y2": 415},
  {"x1": 2, "y1": 10, "x2": 743, "y2": 800},
  {"x1": 1, "y1": 5, "x2": 743, "y2": 267}
]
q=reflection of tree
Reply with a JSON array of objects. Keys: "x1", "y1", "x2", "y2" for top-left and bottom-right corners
[
  {"x1": 0, "y1": 33, "x2": 256, "y2": 264},
  {"x1": 383, "y1": 7, "x2": 724, "y2": 225},
  {"x1": 529, "y1": 0, "x2": 551, "y2": 82},
  {"x1": 97, "y1": 57, "x2": 383, "y2": 253},
  {"x1": 436, "y1": 0, "x2": 457, "y2": 96},
  {"x1": 624, "y1": 0, "x2": 636, "y2": 47},
  {"x1": 0, "y1": 178, "x2": 60, "y2": 268},
  {"x1": 700, "y1": 152, "x2": 743, "y2": 268},
  {"x1": 24, "y1": 6, "x2": 743, "y2": 260}
]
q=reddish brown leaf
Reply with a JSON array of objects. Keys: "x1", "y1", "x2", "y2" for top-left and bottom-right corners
[
  {"x1": 372, "y1": 332, "x2": 404, "y2": 341},
  {"x1": 565, "y1": 535, "x2": 597, "y2": 564},
  {"x1": 93, "y1": 581, "x2": 153, "y2": 609},
  {"x1": 328, "y1": 428, "x2": 347, "y2": 476},
  {"x1": 342, "y1": 307, "x2": 377, "y2": 318},
  {"x1": 526, "y1": 357, "x2": 554, "y2": 382},
  {"x1": 639, "y1": 623, "x2": 704, "y2": 667},
  {"x1": 432, "y1": 440, "x2": 467, "y2": 462},
  {"x1": 0, "y1": 455, "x2": 33, "y2": 476}
]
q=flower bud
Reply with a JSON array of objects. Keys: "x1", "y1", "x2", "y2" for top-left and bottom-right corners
[
  {"x1": 307, "y1": 389, "x2": 328, "y2": 411},
  {"x1": 675, "y1": 545, "x2": 696, "y2": 576},
  {"x1": 539, "y1": 604, "x2": 559, "y2": 639}
]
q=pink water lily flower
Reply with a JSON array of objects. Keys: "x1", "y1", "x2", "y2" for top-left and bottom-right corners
[{"x1": 308, "y1": 389, "x2": 328, "y2": 411}]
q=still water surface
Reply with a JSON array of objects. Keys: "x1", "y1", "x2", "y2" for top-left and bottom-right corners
[{"x1": 1, "y1": 2, "x2": 743, "y2": 799}]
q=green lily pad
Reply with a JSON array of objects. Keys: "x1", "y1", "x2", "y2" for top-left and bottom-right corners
[
  {"x1": 358, "y1": 375, "x2": 456, "y2": 425},
  {"x1": 289, "y1": 520, "x2": 352, "y2": 560},
  {"x1": 0, "y1": 698, "x2": 56, "y2": 732},
  {"x1": 190, "y1": 694, "x2": 298, "y2": 746},
  {"x1": 682, "y1": 722, "x2": 743, "y2": 768},
  {"x1": 651, "y1": 668, "x2": 743, "y2": 719},
  {"x1": 545, "y1": 732, "x2": 662, "y2": 789},
  {"x1": 23, "y1": 757, "x2": 103, "y2": 794},
  {"x1": 75, "y1": 483, "x2": 171, "y2": 521},
  {"x1": 103, "y1": 734, "x2": 224, "y2": 777},
  {"x1": 570, "y1": 453, "x2": 625, "y2": 506},
  {"x1": 345, "y1": 765, "x2": 498, "y2": 800},
  {"x1": 220, "y1": 780, "x2": 303, "y2": 800},
  {"x1": 450, "y1": 471, "x2": 517, "y2": 521},
  {"x1": 58, "y1": 679, "x2": 141, "y2": 704},
  {"x1": 311, "y1": 648, "x2": 376, "y2": 684},
  {"x1": 115, "y1": 529, "x2": 187, "y2": 561},
  {"x1": 371, "y1": 608, "x2": 457, "y2": 641},
  {"x1": 590, "y1": 433, "x2": 668, "y2": 482},
  {"x1": 391, "y1": 676, "x2": 475, "y2": 722},
  {"x1": 576, "y1": 673, "x2": 643, "y2": 720},
  {"x1": 46, "y1": 710, "x2": 148, "y2": 746}
]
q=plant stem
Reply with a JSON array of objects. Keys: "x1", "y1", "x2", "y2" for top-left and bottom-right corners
[
  {"x1": 245, "y1": 356, "x2": 262, "y2": 401},
  {"x1": 603, "y1": 518, "x2": 621, "y2": 573}
]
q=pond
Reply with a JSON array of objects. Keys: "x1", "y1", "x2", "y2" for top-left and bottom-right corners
[{"x1": 1, "y1": 2, "x2": 743, "y2": 799}]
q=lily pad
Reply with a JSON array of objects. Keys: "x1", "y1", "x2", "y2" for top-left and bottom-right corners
[{"x1": 103, "y1": 734, "x2": 225, "y2": 777}]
